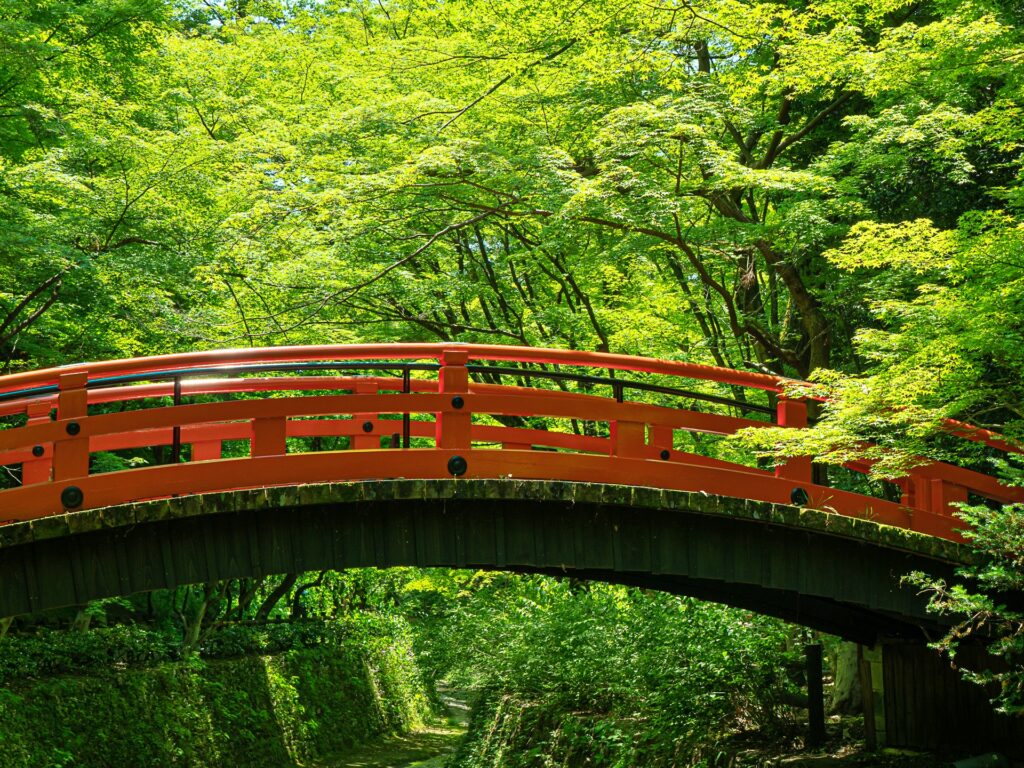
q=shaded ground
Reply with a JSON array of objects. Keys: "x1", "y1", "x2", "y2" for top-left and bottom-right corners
[
  {"x1": 758, "y1": 747, "x2": 947, "y2": 767},
  {"x1": 314, "y1": 687, "x2": 469, "y2": 768},
  {"x1": 314, "y1": 726, "x2": 464, "y2": 768},
  {"x1": 725, "y1": 715, "x2": 972, "y2": 767}
]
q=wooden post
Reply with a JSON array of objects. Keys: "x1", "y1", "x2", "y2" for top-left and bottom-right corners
[
  {"x1": 859, "y1": 644, "x2": 877, "y2": 749},
  {"x1": 806, "y1": 643, "x2": 826, "y2": 748},
  {"x1": 860, "y1": 643, "x2": 886, "y2": 747}
]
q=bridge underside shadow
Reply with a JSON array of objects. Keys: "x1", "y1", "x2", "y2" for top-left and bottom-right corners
[{"x1": 0, "y1": 480, "x2": 963, "y2": 641}]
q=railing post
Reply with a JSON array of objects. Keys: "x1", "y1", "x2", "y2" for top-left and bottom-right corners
[
  {"x1": 53, "y1": 372, "x2": 90, "y2": 483},
  {"x1": 351, "y1": 379, "x2": 381, "y2": 450},
  {"x1": 21, "y1": 400, "x2": 53, "y2": 485},
  {"x1": 903, "y1": 473, "x2": 968, "y2": 516},
  {"x1": 927, "y1": 478, "x2": 967, "y2": 517},
  {"x1": 903, "y1": 473, "x2": 928, "y2": 510},
  {"x1": 774, "y1": 396, "x2": 813, "y2": 484},
  {"x1": 436, "y1": 349, "x2": 471, "y2": 450}
]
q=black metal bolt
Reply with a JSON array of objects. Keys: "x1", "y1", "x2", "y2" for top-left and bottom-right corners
[
  {"x1": 61, "y1": 486, "x2": 84, "y2": 509},
  {"x1": 790, "y1": 487, "x2": 810, "y2": 506},
  {"x1": 32, "y1": 445, "x2": 45, "y2": 457},
  {"x1": 451, "y1": 395, "x2": 464, "y2": 409},
  {"x1": 362, "y1": 421, "x2": 374, "y2": 433},
  {"x1": 659, "y1": 449, "x2": 670, "y2": 461},
  {"x1": 66, "y1": 421, "x2": 81, "y2": 436},
  {"x1": 447, "y1": 455, "x2": 468, "y2": 477}
]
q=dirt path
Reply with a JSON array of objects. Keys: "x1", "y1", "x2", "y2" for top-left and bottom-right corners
[
  {"x1": 314, "y1": 688, "x2": 470, "y2": 768},
  {"x1": 314, "y1": 726, "x2": 464, "y2": 768}
]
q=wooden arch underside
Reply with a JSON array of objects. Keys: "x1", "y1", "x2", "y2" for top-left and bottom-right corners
[{"x1": 0, "y1": 481, "x2": 965, "y2": 642}]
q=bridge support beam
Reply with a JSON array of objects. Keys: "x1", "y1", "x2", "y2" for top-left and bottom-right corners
[
  {"x1": 859, "y1": 643, "x2": 886, "y2": 749},
  {"x1": 805, "y1": 643, "x2": 825, "y2": 748}
]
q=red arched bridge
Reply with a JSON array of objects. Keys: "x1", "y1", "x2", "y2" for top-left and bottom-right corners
[{"x1": 0, "y1": 344, "x2": 1021, "y2": 639}]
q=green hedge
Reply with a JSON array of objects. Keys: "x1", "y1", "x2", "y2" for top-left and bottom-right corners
[
  {"x1": 0, "y1": 617, "x2": 418, "y2": 685},
  {"x1": 0, "y1": 618, "x2": 429, "y2": 767}
]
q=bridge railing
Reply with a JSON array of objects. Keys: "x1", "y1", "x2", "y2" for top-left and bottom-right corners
[{"x1": 0, "y1": 344, "x2": 1020, "y2": 542}]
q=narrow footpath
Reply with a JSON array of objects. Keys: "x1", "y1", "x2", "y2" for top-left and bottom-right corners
[
  {"x1": 315, "y1": 689, "x2": 469, "y2": 768},
  {"x1": 316, "y1": 726, "x2": 464, "y2": 768}
]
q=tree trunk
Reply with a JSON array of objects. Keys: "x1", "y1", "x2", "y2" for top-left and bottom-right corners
[
  {"x1": 72, "y1": 609, "x2": 92, "y2": 632},
  {"x1": 290, "y1": 571, "x2": 327, "y2": 619},
  {"x1": 182, "y1": 582, "x2": 224, "y2": 650},
  {"x1": 236, "y1": 577, "x2": 264, "y2": 620},
  {"x1": 256, "y1": 573, "x2": 298, "y2": 622},
  {"x1": 830, "y1": 641, "x2": 863, "y2": 714}
]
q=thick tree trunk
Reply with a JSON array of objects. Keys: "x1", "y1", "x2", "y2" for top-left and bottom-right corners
[
  {"x1": 830, "y1": 641, "x2": 863, "y2": 714},
  {"x1": 72, "y1": 609, "x2": 92, "y2": 632}
]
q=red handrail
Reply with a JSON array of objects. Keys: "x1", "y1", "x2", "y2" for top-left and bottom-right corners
[
  {"x1": 0, "y1": 344, "x2": 1018, "y2": 543},
  {"x1": 0, "y1": 343, "x2": 789, "y2": 394}
]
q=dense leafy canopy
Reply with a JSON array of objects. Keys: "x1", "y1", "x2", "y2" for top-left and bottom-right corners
[
  {"x1": 2, "y1": 0, "x2": 1019, "y2": 381},
  {"x1": 2, "y1": 0, "x2": 1024, "y2": 748}
]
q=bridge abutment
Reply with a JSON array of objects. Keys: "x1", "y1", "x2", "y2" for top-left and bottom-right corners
[{"x1": 861, "y1": 640, "x2": 1024, "y2": 757}]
